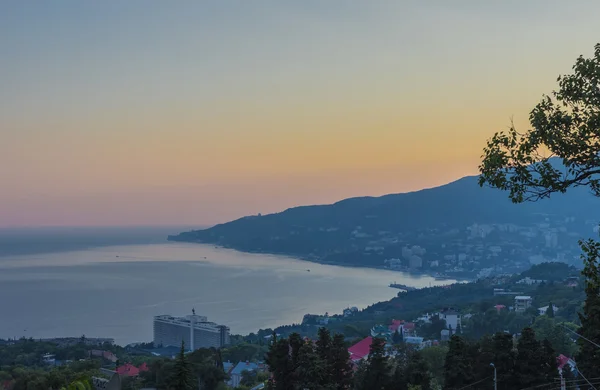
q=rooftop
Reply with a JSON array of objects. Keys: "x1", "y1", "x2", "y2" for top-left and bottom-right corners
[
  {"x1": 348, "y1": 337, "x2": 372, "y2": 361},
  {"x1": 515, "y1": 296, "x2": 532, "y2": 300}
]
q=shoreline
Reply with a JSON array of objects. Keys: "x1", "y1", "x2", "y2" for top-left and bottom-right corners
[{"x1": 169, "y1": 238, "x2": 475, "y2": 283}]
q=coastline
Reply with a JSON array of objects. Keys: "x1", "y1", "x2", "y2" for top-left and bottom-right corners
[{"x1": 167, "y1": 237, "x2": 474, "y2": 283}]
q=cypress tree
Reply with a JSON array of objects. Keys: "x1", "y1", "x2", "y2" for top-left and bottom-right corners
[
  {"x1": 392, "y1": 329, "x2": 403, "y2": 345},
  {"x1": 546, "y1": 303, "x2": 555, "y2": 318}
]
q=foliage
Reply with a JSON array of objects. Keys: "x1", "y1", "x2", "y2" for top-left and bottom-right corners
[
  {"x1": 576, "y1": 267, "x2": 600, "y2": 385},
  {"x1": 480, "y1": 41, "x2": 600, "y2": 381},
  {"x1": 173, "y1": 342, "x2": 193, "y2": 390},
  {"x1": 419, "y1": 345, "x2": 447, "y2": 389},
  {"x1": 514, "y1": 328, "x2": 550, "y2": 388},
  {"x1": 443, "y1": 335, "x2": 473, "y2": 389}
]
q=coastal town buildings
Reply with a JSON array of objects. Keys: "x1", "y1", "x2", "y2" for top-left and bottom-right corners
[
  {"x1": 514, "y1": 296, "x2": 533, "y2": 313},
  {"x1": 153, "y1": 311, "x2": 230, "y2": 351}
]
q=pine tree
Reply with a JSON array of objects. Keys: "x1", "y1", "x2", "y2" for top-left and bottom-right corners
[
  {"x1": 444, "y1": 335, "x2": 473, "y2": 389},
  {"x1": 514, "y1": 328, "x2": 545, "y2": 388},
  {"x1": 331, "y1": 333, "x2": 353, "y2": 390},
  {"x1": 173, "y1": 341, "x2": 193, "y2": 390},
  {"x1": 295, "y1": 340, "x2": 326, "y2": 390},
  {"x1": 546, "y1": 302, "x2": 555, "y2": 318},
  {"x1": 361, "y1": 337, "x2": 391, "y2": 390},
  {"x1": 316, "y1": 327, "x2": 333, "y2": 385}
]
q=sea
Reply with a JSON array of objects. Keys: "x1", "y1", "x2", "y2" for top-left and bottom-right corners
[{"x1": 0, "y1": 227, "x2": 457, "y2": 346}]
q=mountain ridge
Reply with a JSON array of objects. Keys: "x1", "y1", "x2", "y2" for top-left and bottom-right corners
[{"x1": 169, "y1": 172, "x2": 600, "y2": 276}]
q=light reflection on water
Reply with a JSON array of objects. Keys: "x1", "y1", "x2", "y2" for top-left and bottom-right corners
[{"x1": 0, "y1": 242, "x2": 456, "y2": 345}]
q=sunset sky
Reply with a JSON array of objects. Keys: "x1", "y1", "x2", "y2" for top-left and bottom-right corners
[{"x1": 2, "y1": 1, "x2": 600, "y2": 227}]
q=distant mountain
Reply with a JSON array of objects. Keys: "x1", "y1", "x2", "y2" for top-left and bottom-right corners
[{"x1": 169, "y1": 173, "x2": 600, "y2": 275}]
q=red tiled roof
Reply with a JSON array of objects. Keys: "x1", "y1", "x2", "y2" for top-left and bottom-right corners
[
  {"x1": 389, "y1": 319, "x2": 405, "y2": 331},
  {"x1": 557, "y1": 354, "x2": 570, "y2": 369},
  {"x1": 117, "y1": 363, "x2": 144, "y2": 377},
  {"x1": 403, "y1": 322, "x2": 415, "y2": 331},
  {"x1": 348, "y1": 337, "x2": 372, "y2": 361}
]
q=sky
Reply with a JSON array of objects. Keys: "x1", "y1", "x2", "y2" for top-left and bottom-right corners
[{"x1": 1, "y1": 1, "x2": 600, "y2": 227}]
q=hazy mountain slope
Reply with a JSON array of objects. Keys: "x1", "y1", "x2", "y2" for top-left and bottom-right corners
[{"x1": 168, "y1": 173, "x2": 599, "y2": 274}]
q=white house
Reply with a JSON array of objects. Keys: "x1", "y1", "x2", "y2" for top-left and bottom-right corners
[
  {"x1": 538, "y1": 304, "x2": 559, "y2": 316},
  {"x1": 440, "y1": 309, "x2": 461, "y2": 331},
  {"x1": 515, "y1": 296, "x2": 533, "y2": 313}
]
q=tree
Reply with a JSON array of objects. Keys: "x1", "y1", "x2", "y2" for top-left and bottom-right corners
[
  {"x1": 265, "y1": 334, "x2": 294, "y2": 390},
  {"x1": 444, "y1": 335, "x2": 473, "y2": 389},
  {"x1": 173, "y1": 341, "x2": 193, "y2": 390},
  {"x1": 405, "y1": 351, "x2": 431, "y2": 390},
  {"x1": 479, "y1": 42, "x2": 600, "y2": 380},
  {"x1": 576, "y1": 273, "x2": 600, "y2": 386},
  {"x1": 514, "y1": 328, "x2": 545, "y2": 388},
  {"x1": 420, "y1": 345, "x2": 447, "y2": 389},
  {"x1": 540, "y1": 339, "x2": 557, "y2": 384},
  {"x1": 356, "y1": 337, "x2": 391, "y2": 390},
  {"x1": 546, "y1": 303, "x2": 555, "y2": 318},
  {"x1": 330, "y1": 334, "x2": 353, "y2": 390},
  {"x1": 491, "y1": 332, "x2": 516, "y2": 390},
  {"x1": 295, "y1": 341, "x2": 326, "y2": 390},
  {"x1": 316, "y1": 327, "x2": 333, "y2": 386},
  {"x1": 392, "y1": 329, "x2": 403, "y2": 345}
]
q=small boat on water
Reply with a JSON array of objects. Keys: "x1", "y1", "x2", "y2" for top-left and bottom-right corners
[{"x1": 306, "y1": 269, "x2": 310, "y2": 272}]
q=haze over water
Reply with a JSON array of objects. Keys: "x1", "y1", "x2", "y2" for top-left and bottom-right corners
[{"x1": 0, "y1": 228, "x2": 455, "y2": 345}]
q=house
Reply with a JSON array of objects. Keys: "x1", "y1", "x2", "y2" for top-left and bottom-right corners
[
  {"x1": 517, "y1": 277, "x2": 546, "y2": 285},
  {"x1": 402, "y1": 322, "x2": 416, "y2": 336},
  {"x1": 404, "y1": 337, "x2": 425, "y2": 349},
  {"x1": 440, "y1": 308, "x2": 461, "y2": 331},
  {"x1": 348, "y1": 337, "x2": 373, "y2": 363},
  {"x1": 229, "y1": 361, "x2": 260, "y2": 388},
  {"x1": 116, "y1": 363, "x2": 149, "y2": 377},
  {"x1": 538, "y1": 304, "x2": 559, "y2": 316},
  {"x1": 371, "y1": 325, "x2": 392, "y2": 340},
  {"x1": 557, "y1": 354, "x2": 577, "y2": 375},
  {"x1": 494, "y1": 304, "x2": 506, "y2": 312},
  {"x1": 42, "y1": 354, "x2": 56, "y2": 365},
  {"x1": 90, "y1": 350, "x2": 118, "y2": 363},
  {"x1": 514, "y1": 296, "x2": 533, "y2": 313},
  {"x1": 223, "y1": 361, "x2": 234, "y2": 375},
  {"x1": 389, "y1": 319, "x2": 404, "y2": 332}
]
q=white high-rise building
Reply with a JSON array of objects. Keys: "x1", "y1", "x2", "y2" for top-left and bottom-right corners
[{"x1": 153, "y1": 311, "x2": 230, "y2": 351}]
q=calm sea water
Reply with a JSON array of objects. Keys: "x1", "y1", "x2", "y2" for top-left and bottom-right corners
[{"x1": 0, "y1": 228, "x2": 455, "y2": 345}]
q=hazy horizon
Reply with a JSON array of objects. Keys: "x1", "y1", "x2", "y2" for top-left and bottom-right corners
[
  {"x1": 3, "y1": 1, "x2": 600, "y2": 227},
  {"x1": 1, "y1": 173, "x2": 473, "y2": 228}
]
